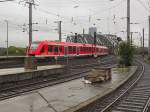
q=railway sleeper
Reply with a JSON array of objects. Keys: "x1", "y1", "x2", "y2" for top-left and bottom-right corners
[
  {"x1": 125, "y1": 99, "x2": 146, "y2": 103},
  {"x1": 121, "y1": 101, "x2": 146, "y2": 106},
  {"x1": 131, "y1": 91, "x2": 150, "y2": 95},
  {"x1": 136, "y1": 85, "x2": 150, "y2": 88},
  {"x1": 114, "y1": 106, "x2": 142, "y2": 112},
  {"x1": 118, "y1": 103, "x2": 144, "y2": 109},
  {"x1": 127, "y1": 96, "x2": 148, "y2": 100},
  {"x1": 131, "y1": 90, "x2": 150, "y2": 93},
  {"x1": 129, "y1": 94, "x2": 149, "y2": 98},
  {"x1": 132, "y1": 88, "x2": 150, "y2": 91}
]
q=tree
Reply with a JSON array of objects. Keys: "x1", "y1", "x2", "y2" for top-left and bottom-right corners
[{"x1": 118, "y1": 41, "x2": 134, "y2": 66}]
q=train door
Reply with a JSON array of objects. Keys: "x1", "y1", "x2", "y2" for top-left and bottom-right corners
[
  {"x1": 48, "y1": 45, "x2": 53, "y2": 55},
  {"x1": 58, "y1": 46, "x2": 62, "y2": 56},
  {"x1": 64, "y1": 46, "x2": 68, "y2": 56},
  {"x1": 54, "y1": 46, "x2": 59, "y2": 55}
]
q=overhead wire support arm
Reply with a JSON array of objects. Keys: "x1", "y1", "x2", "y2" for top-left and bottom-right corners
[
  {"x1": 0, "y1": 0, "x2": 15, "y2": 2},
  {"x1": 21, "y1": 0, "x2": 38, "y2": 46}
]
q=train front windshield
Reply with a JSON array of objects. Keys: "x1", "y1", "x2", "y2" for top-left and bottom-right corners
[{"x1": 30, "y1": 42, "x2": 39, "y2": 50}]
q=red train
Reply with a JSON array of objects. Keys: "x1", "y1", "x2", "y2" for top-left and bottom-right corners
[{"x1": 27, "y1": 40, "x2": 109, "y2": 58}]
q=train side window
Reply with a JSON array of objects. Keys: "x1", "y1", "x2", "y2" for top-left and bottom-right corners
[
  {"x1": 48, "y1": 45, "x2": 53, "y2": 52},
  {"x1": 87, "y1": 47, "x2": 90, "y2": 52},
  {"x1": 89, "y1": 47, "x2": 91, "y2": 52},
  {"x1": 54, "y1": 46, "x2": 59, "y2": 52},
  {"x1": 83, "y1": 47, "x2": 85, "y2": 52},
  {"x1": 84, "y1": 47, "x2": 86, "y2": 52},
  {"x1": 73, "y1": 46, "x2": 76, "y2": 53},
  {"x1": 77, "y1": 47, "x2": 79, "y2": 54},
  {"x1": 100, "y1": 48, "x2": 101, "y2": 52},
  {"x1": 68, "y1": 46, "x2": 72, "y2": 53},
  {"x1": 96, "y1": 48, "x2": 98, "y2": 52}
]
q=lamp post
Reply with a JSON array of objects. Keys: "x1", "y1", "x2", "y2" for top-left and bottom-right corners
[
  {"x1": 4, "y1": 20, "x2": 8, "y2": 57},
  {"x1": 0, "y1": 0, "x2": 15, "y2": 57},
  {"x1": 54, "y1": 21, "x2": 62, "y2": 42}
]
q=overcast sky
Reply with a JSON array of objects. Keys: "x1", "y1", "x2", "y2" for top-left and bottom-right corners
[{"x1": 0, "y1": 0, "x2": 149, "y2": 47}]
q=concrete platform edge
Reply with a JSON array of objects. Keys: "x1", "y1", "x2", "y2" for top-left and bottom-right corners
[{"x1": 63, "y1": 66, "x2": 137, "y2": 112}]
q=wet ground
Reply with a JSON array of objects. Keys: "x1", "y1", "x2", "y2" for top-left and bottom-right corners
[{"x1": 0, "y1": 66, "x2": 137, "y2": 112}]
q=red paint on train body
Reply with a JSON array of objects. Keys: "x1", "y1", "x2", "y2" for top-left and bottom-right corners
[{"x1": 27, "y1": 40, "x2": 109, "y2": 57}]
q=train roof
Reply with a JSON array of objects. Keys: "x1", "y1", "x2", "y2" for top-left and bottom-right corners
[{"x1": 33, "y1": 40, "x2": 108, "y2": 49}]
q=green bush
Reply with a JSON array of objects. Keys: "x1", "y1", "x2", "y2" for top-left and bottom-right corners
[
  {"x1": 118, "y1": 41, "x2": 135, "y2": 66},
  {"x1": 0, "y1": 46, "x2": 26, "y2": 56}
]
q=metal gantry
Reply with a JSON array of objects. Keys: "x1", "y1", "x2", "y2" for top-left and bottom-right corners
[{"x1": 66, "y1": 33, "x2": 119, "y2": 52}]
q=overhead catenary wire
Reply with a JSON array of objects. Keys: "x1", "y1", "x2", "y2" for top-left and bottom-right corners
[
  {"x1": 136, "y1": 0, "x2": 150, "y2": 13},
  {"x1": 0, "y1": 0, "x2": 148, "y2": 43}
]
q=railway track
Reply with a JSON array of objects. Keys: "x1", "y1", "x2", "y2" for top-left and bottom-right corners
[
  {"x1": 0, "y1": 55, "x2": 114, "y2": 69},
  {"x1": 76, "y1": 57, "x2": 150, "y2": 112},
  {"x1": 0, "y1": 56, "x2": 117, "y2": 101}
]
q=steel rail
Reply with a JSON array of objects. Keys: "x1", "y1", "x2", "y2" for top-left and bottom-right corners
[
  {"x1": 101, "y1": 59, "x2": 145, "y2": 112},
  {"x1": 143, "y1": 97, "x2": 150, "y2": 112},
  {"x1": 0, "y1": 59, "x2": 116, "y2": 101}
]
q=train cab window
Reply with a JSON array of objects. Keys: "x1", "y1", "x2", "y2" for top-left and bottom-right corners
[
  {"x1": 30, "y1": 43, "x2": 38, "y2": 50},
  {"x1": 54, "y1": 46, "x2": 59, "y2": 52},
  {"x1": 40, "y1": 46, "x2": 45, "y2": 53},
  {"x1": 48, "y1": 45, "x2": 53, "y2": 52}
]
